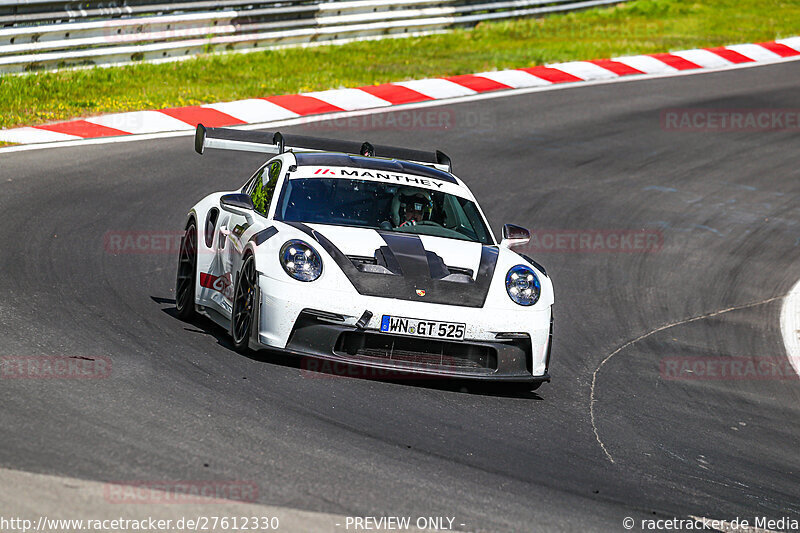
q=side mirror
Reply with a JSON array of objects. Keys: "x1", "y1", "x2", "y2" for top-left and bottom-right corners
[
  {"x1": 220, "y1": 193, "x2": 254, "y2": 213},
  {"x1": 500, "y1": 223, "x2": 530, "y2": 248}
]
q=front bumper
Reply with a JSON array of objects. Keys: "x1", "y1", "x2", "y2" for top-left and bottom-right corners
[
  {"x1": 254, "y1": 274, "x2": 552, "y2": 381},
  {"x1": 273, "y1": 310, "x2": 548, "y2": 382},
  {"x1": 257, "y1": 312, "x2": 551, "y2": 384}
]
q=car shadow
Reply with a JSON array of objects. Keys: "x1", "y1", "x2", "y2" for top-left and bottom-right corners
[{"x1": 152, "y1": 295, "x2": 543, "y2": 400}]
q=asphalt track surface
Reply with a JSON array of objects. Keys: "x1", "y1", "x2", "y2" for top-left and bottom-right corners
[{"x1": 1, "y1": 62, "x2": 799, "y2": 531}]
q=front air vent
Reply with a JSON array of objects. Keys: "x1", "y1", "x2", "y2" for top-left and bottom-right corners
[{"x1": 334, "y1": 331, "x2": 497, "y2": 371}]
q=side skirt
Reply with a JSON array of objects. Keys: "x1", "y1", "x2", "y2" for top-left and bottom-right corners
[{"x1": 197, "y1": 304, "x2": 232, "y2": 333}]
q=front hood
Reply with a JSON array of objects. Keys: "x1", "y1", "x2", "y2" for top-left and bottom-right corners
[{"x1": 284, "y1": 222, "x2": 498, "y2": 308}]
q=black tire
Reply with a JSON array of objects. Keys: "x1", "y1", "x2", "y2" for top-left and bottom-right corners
[
  {"x1": 175, "y1": 221, "x2": 198, "y2": 320},
  {"x1": 231, "y1": 254, "x2": 257, "y2": 352}
]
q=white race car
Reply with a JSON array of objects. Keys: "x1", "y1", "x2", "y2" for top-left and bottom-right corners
[{"x1": 176, "y1": 125, "x2": 553, "y2": 389}]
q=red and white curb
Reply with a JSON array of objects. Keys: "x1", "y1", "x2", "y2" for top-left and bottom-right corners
[{"x1": 2, "y1": 37, "x2": 799, "y2": 145}]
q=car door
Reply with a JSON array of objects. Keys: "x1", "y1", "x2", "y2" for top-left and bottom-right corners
[{"x1": 219, "y1": 159, "x2": 283, "y2": 314}]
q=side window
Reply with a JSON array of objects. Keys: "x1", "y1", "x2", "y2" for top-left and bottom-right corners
[
  {"x1": 243, "y1": 172, "x2": 259, "y2": 194},
  {"x1": 250, "y1": 161, "x2": 281, "y2": 216},
  {"x1": 461, "y1": 201, "x2": 490, "y2": 244}
]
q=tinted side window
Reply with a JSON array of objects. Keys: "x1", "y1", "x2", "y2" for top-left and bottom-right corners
[
  {"x1": 461, "y1": 201, "x2": 490, "y2": 244},
  {"x1": 250, "y1": 161, "x2": 281, "y2": 216}
]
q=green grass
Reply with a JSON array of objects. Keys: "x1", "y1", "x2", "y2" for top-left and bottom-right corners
[{"x1": 1, "y1": 0, "x2": 798, "y2": 129}]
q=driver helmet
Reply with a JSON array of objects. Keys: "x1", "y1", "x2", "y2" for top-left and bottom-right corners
[{"x1": 391, "y1": 187, "x2": 433, "y2": 226}]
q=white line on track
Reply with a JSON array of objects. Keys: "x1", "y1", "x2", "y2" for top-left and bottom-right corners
[
  {"x1": 780, "y1": 278, "x2": 800, "y2": 378},
  {"x1": 590, "y1": 296, "x2": 784, "y2": 464},
  {"x1": 1, "y1": 54, "x2": 799, "y2": 155}
]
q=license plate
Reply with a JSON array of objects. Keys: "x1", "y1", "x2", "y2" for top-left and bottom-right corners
[{"x1": 380, "y1": 315, "x2": 466, "y2": 340}]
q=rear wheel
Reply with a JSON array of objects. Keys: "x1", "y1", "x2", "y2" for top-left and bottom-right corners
[
  {"x1": 175, "y1": 221, "x2": 197, "y2": 320},
  {"x1": 232, "y1": 254, "x2": 257, "y2": 352}
]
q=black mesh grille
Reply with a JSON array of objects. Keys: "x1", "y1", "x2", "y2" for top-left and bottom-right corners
[{"x1": 334, "y1": 332, "x2": 497, "y2": 371}]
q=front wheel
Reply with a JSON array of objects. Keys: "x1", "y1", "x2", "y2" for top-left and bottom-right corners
[
  {"x1": 231, "y1": 254, "x2": 257, "y2": 352},
  {"x1": 175, "y1": 221, "x2": 197, "y2": 320}
]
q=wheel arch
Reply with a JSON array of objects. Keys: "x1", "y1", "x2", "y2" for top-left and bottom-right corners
[
  {"x1": 185, "y1": 210, "x2": 198, "y2": 230},
  {"x1": 231, "y1": 248, "x2": 260, "y2": 351},
  {"x1": 241, "y1": 243, "x2": 259, "y2": 271},
  {"x1": 234, "y1": 247, "x2": 259, "y2": 303}
]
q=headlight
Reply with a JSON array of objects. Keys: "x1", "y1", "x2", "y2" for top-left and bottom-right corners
[
  {"x1": 505, "y1": 265, "x2": 541, "y2": 306},
  {"x1": 280, "y1": 240, "x2": 322, "y2": 282}
]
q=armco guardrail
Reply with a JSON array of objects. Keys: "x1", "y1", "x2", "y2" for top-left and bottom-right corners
[{"x1": 0, "y1": 0, "x2": 627, "y2": 73}]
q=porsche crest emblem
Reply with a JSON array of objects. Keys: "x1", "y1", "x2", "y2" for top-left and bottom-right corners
[{"x1": 415, "y1": 289, "x2": 426, "y2": 297}]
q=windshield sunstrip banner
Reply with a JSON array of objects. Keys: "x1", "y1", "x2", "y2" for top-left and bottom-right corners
[{"x1": 294, "y1": 167, "x2": 468, "y2": 197}]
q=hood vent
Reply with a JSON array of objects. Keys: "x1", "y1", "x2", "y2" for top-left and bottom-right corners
[
  {"x1": 347, "y1": 249, "x2": 473, "y2": 283},
  {"x1": 441, "y1": 265, "x2": 474, "y2": 284},
  {"x1": 283, "y1": 220, "x2": 498, "y2": 308},
  {"x1": 347, "y1": 255, "x2": 395, "y2": 276}
]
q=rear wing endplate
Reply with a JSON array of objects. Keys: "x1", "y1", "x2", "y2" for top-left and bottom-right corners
[{"x1": 194, "y1": 124, "x2": 452, "y2": 172}]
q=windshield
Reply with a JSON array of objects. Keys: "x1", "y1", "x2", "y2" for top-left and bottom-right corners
[{"x1": 277, "y1": 178, "x2": 492, "y2": 244}]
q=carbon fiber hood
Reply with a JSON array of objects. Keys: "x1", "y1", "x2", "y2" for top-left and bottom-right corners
[{"x1": 286, "y1": 222, "x2": 499, "y2": 308}]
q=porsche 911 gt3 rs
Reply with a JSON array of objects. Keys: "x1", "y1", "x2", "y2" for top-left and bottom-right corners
[{"x1": 177, "y1": 125, "x2": 553, "y2": 389}]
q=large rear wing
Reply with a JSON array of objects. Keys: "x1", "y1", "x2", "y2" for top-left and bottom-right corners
[{"x1": 194, "y1": 124, "x2": 452, "y2": 172}]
